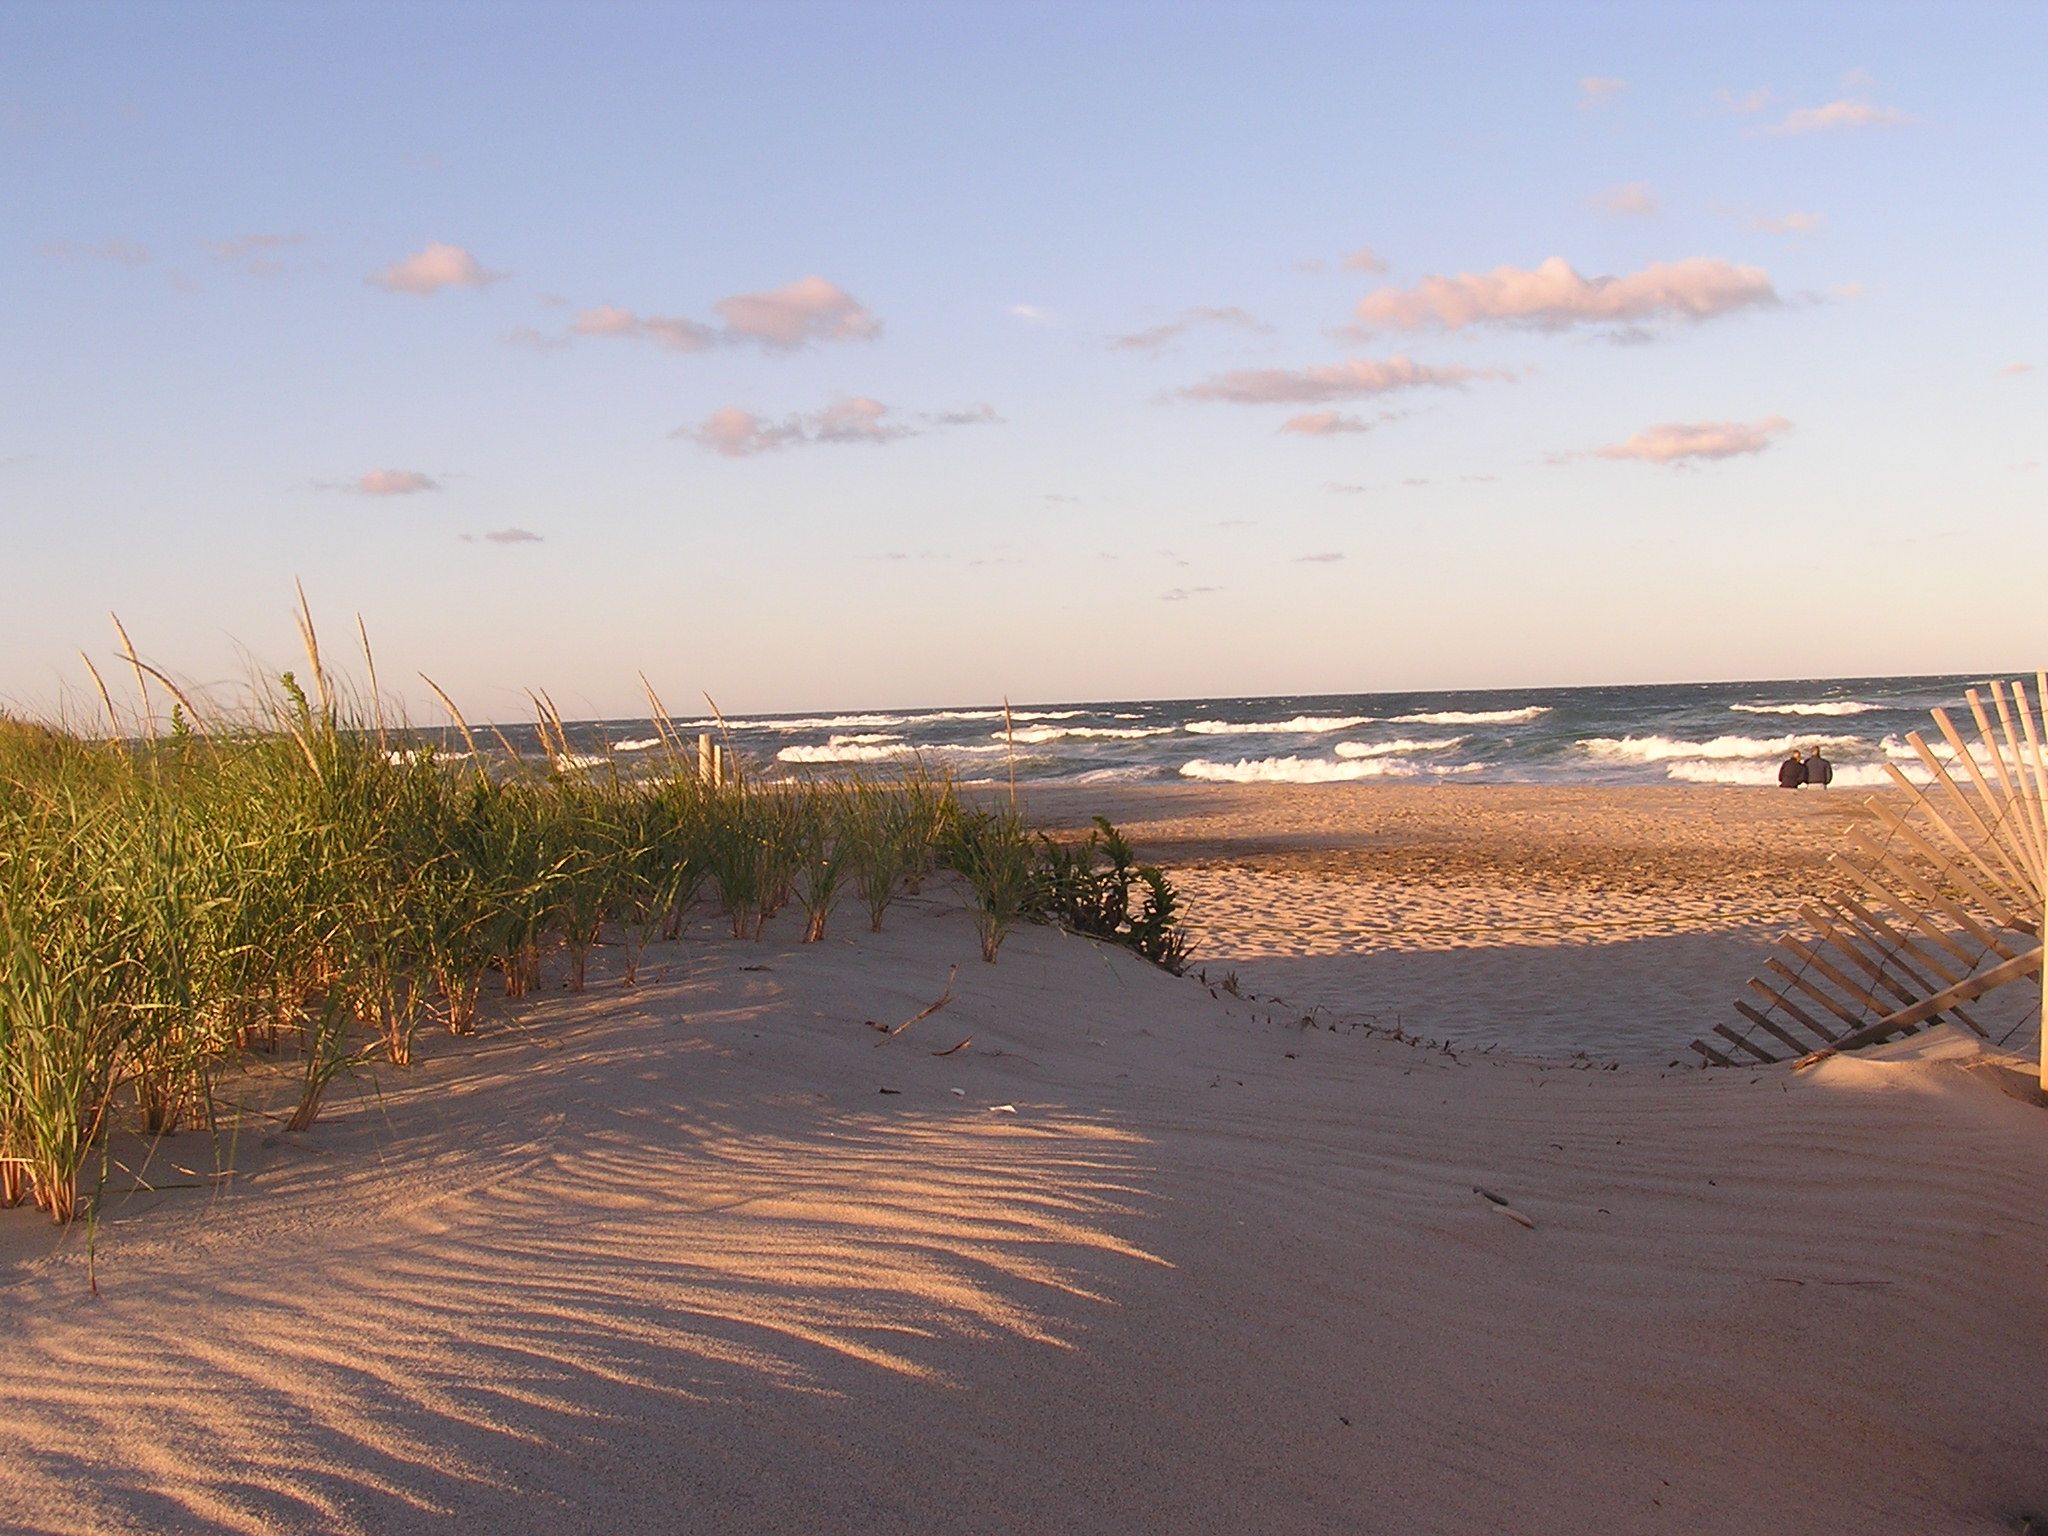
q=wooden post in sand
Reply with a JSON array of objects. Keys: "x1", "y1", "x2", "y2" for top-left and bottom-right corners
[
  {"x1": 698, "y1": 732, "x2": 715, "y2": 785},
  {"x1": 1702, "y1": 671, "x2": 2048, "y2": 1076}
]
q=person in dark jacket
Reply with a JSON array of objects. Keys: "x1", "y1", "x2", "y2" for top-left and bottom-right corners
[
  {"x1": 1778, "y1": 750, "x2": 1806, "y2": 788},
  {"x1": 1804, "y1": 747, "x2": 1833, "y2": 787}
]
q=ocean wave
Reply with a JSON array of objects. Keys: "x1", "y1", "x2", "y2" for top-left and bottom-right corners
[
  {"x1": 1333, "y1": 736, "x2": 1464, "y2": 758},
  {"x1": 1729, "y1": 701, "x2": 1881, "y2": 717},
  {"x1": 551, "y1": 752, "x2": 611, "y2": 772},
  {"x1": 999, "y1": 725, "x2": 1174, "y2": 743},
  {"x1": 1387, "y1": 707, "x2": 1548, "y2": 725},
  {"x1": 1664, "y1": 760, "x2": 1920, "y2": 788},
  {"x1": 777, "y1": 739, "x2": 1009, "y2": 764},
  {"x1": 1579, "y1": 732, "x2": 1863, "y2": 764},
  {"x1": 713, "y1": 713, "x2": 905, "y2": 732},
  {"x1": 612, "y1": 736, "x2": 663, "y2": 752},
  {"x1": 1184, "y1": 715, "x2": 1374, "y2": 736},
  {"x1": 1053, "y1": 765, "x2": 1170, "y2": 785},
  {"x1": 1180, "y1": 755, "x2": 1418, "y2": 783}
]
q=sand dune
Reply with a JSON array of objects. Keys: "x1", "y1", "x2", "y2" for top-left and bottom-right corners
[{"x1": 3, "y1": 879, "x2": 2043, "y2": 1535}]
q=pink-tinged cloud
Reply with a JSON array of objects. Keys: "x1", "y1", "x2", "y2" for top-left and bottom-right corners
[
  {"x1": 1588, "y1": 183, "x2": 1658, "y2": 217},
  {"x1": 1767, "y1": 99, "x2": 1911, "y2": 135},
  {"x1": 1593, "y1": 416, "x2": 1792, "y2": 464},
  {"x1": 678, "y1": 396, "x2": 993, "y2": 456},
  {"x1": 713, "y1": 275, "x2": 880, "y2": 347},
  {"x1": 1716, "y1": 87, "x2": 1772, "y2": 115},
  {"x1": 1578, "y1": 76, "x2": 1627, "y2": 107},
  {"x1": 1109, "y1": 306, "x2": 1270, "y2": 351},
  {"x1": 1294, "y1": 551, "x2": 1346, "y2": 563},
  {"x1": 1182, "y1": 355, "x2": 1506, "y2": 405},
  {"x1": 1997, "y1": 362, "x2": 2033, "y2": 378},
  {"x1": 42, "y1": 237, "x2": 149, "y2": 265},
  {"x1": 1351, "y1": 256, "x2": 1776, "y2": 333},
  {"x1": 1280, "y1": 410, "x2": 1375, "y2": 436},
  {"x1": 1748, "y1": 211, "x2": 1824, "y2": 236},
  {"x1": 570, "y1": 305, "x2": 717, "y2": 351},
  {"x1": 1341, "y1": 246, "x2": 1389, "y2": 273},
  {"x1": 368, "y1": 242, "x2": 505, "y2": 295},
  {"x1": 483, "y1": 527, "x2": 541, "y2": 544},
  {"x1": 210, "y1": 232, "x2": 303, "y2": 273},
  {"x1": 356, "y1": 469, "x2": 441, "y2": 495}
]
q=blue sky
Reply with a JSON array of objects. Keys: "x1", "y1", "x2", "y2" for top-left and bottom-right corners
[{"x1": 4, "y1": 1, "x2": 2043, "y2": 721}]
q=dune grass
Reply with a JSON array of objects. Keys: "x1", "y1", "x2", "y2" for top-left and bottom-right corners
[{"x1": 0, "y1": 618, "x2": 1189, "y2": 1229}]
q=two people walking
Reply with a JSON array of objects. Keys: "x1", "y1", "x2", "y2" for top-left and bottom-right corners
[{"x1": 1778, "y1": 746, "x2": 1833, "y2": 788}]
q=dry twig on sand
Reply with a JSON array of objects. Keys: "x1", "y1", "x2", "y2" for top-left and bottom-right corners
[{"x1": 869, "y1": 966, "x2": 958, "y2": 1044}]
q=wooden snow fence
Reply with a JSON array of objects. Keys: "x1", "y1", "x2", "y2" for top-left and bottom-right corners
[{"x1": 1691, "y1": 674, "x2": 2047, "y2": 1091}]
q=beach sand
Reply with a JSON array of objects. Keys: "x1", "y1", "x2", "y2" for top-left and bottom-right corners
[{"x1": 2, "y1": 787, "x2": 2043, "y2": 1534}]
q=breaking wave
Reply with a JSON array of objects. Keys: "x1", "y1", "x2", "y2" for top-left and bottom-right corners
[
  {"x1": 1184, "y1": 715, "x2": 1374, "y2": 736},
  {"x1": 1333, "y1": 736, "x2": 1464, "y2": 758},
  {"x1": 612, "y1": 736, "x2": 662, "y2": 752},
  {"x1": 999, "y1": 725, "x2": 1174, "y2": 744},
  {"x1": 1182, "y1": 756, "x2": 1412, "y2": 783},
  {"x1": 1387, "y1": 707, "x2": 1548, "y2": 725},
  {"x1": 1579, "y1": 732, "x2": 1863, "y2": 764},
  {"x1": 1729, "y1": 700, "x2": 1881, "y2": 717}
]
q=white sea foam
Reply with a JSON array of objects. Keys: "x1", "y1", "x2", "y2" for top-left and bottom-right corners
[
  {"x1": 1579, "y1": 732, "x2": 1862, "y2": 764},
  {"x1": 1055, "y1": 765, "x2": 1170, "y2": 785},
  {"x1": 1729, "y1": 700, "x2": 1882, "y2": 717},
  {"x1": 1333, "y1": 736, "x2": 1464, "y2": 758},
  {"x1": 551, "y1": 752, "x2": 610, "y2": 771},
  {"x1": 777, "y1": 738, "x2": 1008, "y2": 764},
  {"x1": 1387, "y1": 707, "x2": 1549, "y2": 725},
  {"x1": 999, "y1": 725, "x2": 1174, "y2": 744},
  {"x1": 1180, "y1": 755, "x2": 1418, "y2": 783},
  {"x1": 612, "y1": 736, "x2": 663, "y2": 752},
  {"x1": 1184, "y1": 715, "x2": 1374, "y2": 736},
  {"x1": 778, "y1": 742, "x2": 910, "y2": 763},
  {"x1": 706, "y1": 713, "x2": 899, "y2": 732},
  {"x1": 1878, "y1": 733, "x2": 2011, "y2": 772}
]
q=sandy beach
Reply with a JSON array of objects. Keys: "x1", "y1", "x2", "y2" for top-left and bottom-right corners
[{"x1": 3, "y1": 784, "x2": 2042, "y2": 1535}]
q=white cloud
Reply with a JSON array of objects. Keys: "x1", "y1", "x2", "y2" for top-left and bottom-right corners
[
  {"x1": 354, "y1": 469, "x2": 441, "y2": 495},
  {"x1": 1592, "y1": 416, "x2": 1792, "y2": 464},
  {"x1": 677, "y1": 396, "x2": 993, "y2": 457},
  {"x1": 1181, "y1": 355, "x2": 1507, "y2": 405},
  {"x1": 209, "y1": 232, "x2": 303, "y2": 274},
  {"x1": 1747, "y1": 210, "x2": 1824, "y2": 236},
  {"x1": 1716, "y1": 87, "x2": 1772, "y2": 115},
  {"x1": 1350, "y1": 256, "x2": 1777, "y2": 333},
  {"x1": 570, "y1": 305, "x2": 717, "y2": 351},
  {"x1": 1160, "y1": 585, "x2": 1223, "y2": 602},
  {"x1": 1341, "y1": 246, "x2": 1389, "y2": 273},
  {"x1": 1008, "y1": 303, "x2": 1050, "y2": 323},
  {"x1": 1109, "y1": 306, "x2": 1270, "y2": 352},
  {"x1": 503, "y1": 325, "x2": 572, "y2": 351},
  {"x1": 367, "y1": 242, "x2": 505, "y2": 295},
  {"x1": 557, "y1": 276, "x2": 879, "y2": 353},
  {"x1": 1766, "y1": 98, "x2": 1911, "y2": 136},
  {"x1": 42, "y1": 237, "x2": 149, "y2": 265},
  {"x1": 1280, "y1": 411, "x2": 1375, "y2": 436},
  {"x1": 713, "y1": 275, "x2": 879, "y2": 347},
  {"x1": 1578, "y1": 76, "x2": 1627, "y2": 108},
  {"x1": 1294, "y1": 551, "x2": 1346, "y2": 563},
  {"x1": 1587, "y1": 183, "x2": 1658, "y2": 217}
]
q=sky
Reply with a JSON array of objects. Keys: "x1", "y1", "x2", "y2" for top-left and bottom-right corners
[{"x1": 3, "y1": 1, "x2": 2044, "y2": 722}]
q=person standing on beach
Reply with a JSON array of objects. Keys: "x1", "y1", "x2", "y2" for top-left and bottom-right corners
[
  {"x1": 1804, "y1": 746, "x2": 1833, "y2": 788},
  {"x1": 1778, "y1": 749, "x2": 1806, "y2": 788}
]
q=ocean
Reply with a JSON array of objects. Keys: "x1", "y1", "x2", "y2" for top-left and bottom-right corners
[{"x1": 494, "y1": 672, "x2": 2031, "y2": 789}]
